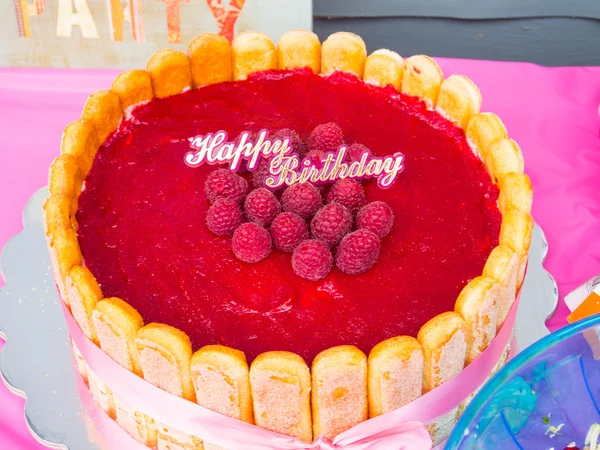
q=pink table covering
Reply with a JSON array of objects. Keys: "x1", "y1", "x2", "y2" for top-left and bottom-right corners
[{"x1": 1, "y1": 60, "x2": 599, "y2": 449}]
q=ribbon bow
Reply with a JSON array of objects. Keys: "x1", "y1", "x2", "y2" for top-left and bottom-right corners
[{"x1": 305, "y1": 423, "x2": 432, "y2": 450}]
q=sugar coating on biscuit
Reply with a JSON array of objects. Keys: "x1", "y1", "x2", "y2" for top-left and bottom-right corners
[
  {"x1": 436, "y1": 75, "x2": 482, "y2": 130},
  {"x1": 147, "y1": 49, "x2": 192, "y2": 98},
  {"x1": 321, "y1": 32, "x2": 367, "y2": 77},
  {"x1": 188, "y1": 33, "x2": 233, "y2": 87},
  {"x1": 401, "y1": 55, "x2": 443, "y2": 107},
  {"x1": 82, "y1": 90, "x2": 122, "y2": 142},
  {"x1": 111, "y1": 70, "x2": 154, "y2": 114},
  {"x1": 483, "y1": 246, "x2": 518, "y2": 330},
  {"x1": 466, "y1": 112, "x2": 507, "y2": 160},
  {"x1": 364, "y1": 49, "x2": 404, "y2": 90},
  {"x1": 232, "y1": 31, "x2": 277, "y2": 81},
  {"x1": 277, "y1": 30, "x2": 321, "y2": 73},
  {"x1": 379, "y1": 353, "x2": 422, "y2": 411},
  {"x1": 498, "y1": 173, "x2": 533, "y2": 214},
  {"x1": 194, "y1": 365, "x2": 241, "y2": 418},
  {"x1": 251, "y1": 368, "x2": 304, "y2": 436},
  {"x1": 485, "y1": 138, "x2": 524, "y2": 182}
]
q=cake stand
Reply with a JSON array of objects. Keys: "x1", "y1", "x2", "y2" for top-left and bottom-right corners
[{"x1": 0, "y1": 187, "x2": 559, "y2": 449}]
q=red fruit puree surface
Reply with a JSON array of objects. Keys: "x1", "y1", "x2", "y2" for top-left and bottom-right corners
[{"x1": 77, "y1": 69, "x2": 501, "y2": 363}]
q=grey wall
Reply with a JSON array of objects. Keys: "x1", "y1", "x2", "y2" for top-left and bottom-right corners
[{"x1": 313, "y1": 0, "x2": 600, "y2": 66}]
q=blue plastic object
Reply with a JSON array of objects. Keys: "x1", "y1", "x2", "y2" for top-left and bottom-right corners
[{"x1": 446, "y1": 314, "x2": 600, "y2": 449}]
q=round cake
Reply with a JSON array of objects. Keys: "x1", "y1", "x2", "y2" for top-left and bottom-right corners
[{"x1": 44, "y1": 30, "x2": 533, "y2": 448}]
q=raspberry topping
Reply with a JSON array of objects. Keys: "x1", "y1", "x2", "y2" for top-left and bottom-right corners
[
  {"x1": 244, "y1": 188, "x2": 281, "y2": 226},
  {"x1": 292, "y1": 239, "x2": 333, "y2": 281},
  {"x1": 336, "y1": 229, "x2": 381, "y2": 275},
  {"x1": 311, "y1": 203, "x2": 353, "y2": 247},
  {"x1": 281, "y1": 183, "x2": 323, "y2": 219},
  {"x1": 270, "y1": 212, "x2": 309, "y2": 252},
  {"x1": 327, "y1": 179, "x2": 367, "y2": 214},
  {"x1": 272, "y1": 128, "x2": 307, "y2": 157},
  {"x1": 205, "y1": 168, "x2": 248, "y2": 204},
  {"x1": 231, "y1": 222, "x2": 272, "y2": 263},
  {"x1": 356, "y1": 201, "x2": 395, "y2": 238},
  {"x1": 206, "y1": 198, "x2": 243, "y2": 236},
  {"x1": 308, "y1": 122, "x2": 344, "y2": 154},
  {"x1": 346, "y1": 143, "x2": 371, "y2": 163}
]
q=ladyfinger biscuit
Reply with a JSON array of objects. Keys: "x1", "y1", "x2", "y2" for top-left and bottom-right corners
[
  {"x1": 136, "y1": 323, "x2": 196, "y2": 402},
  {"x1": 368, "y1": 336, "x2": 423, "y2": 418},
  {"x1": 48, "y1": 154, "x2": 82, "y2": 203},
  {"x1": 155, "y1": 422, "x2": 203, "y2": 450},
  {"x1": 321, "y1": 32, "x2": 367, "y2": 78},
  {"x1": 455, "y1": 277, "x2": 500, "y2": 364},
  {"x1": 277, "y1": 30, "x2": 321, "y2": 73},
  {"x1": 436, "y1": 75, "x2": 482, "y2": 130},
  {"x1": 87, "y1": 365, "x2": 116, "y2": 419},
  {"x1": 60, "y1": 119, "x2": 99, "y2": 177},
  {"x1": 484, "y1": 138, "x2": 524, "y2": 183},
  {"x1": 81, "y1": 90, "x2": 122, "y2": 143},
  {"x1": 401, "y1": 55, "x2": 443, "y2": 107},
  {"x1": 66, "y1": 265, "x2": 102, "y2": 344},
  {"x1": 146, "y1": 49, "x2": 192, "y2": 98},
  {"x1": 499, "y1": 209, "x2": 534, "y2": 288},
  {"x1": 311, "y1": 345, "x2": 368, "y2": 439},
  {"x1": 188, "y1": 33, "x2": 232, "y2": 87},
  {"x1": 483, "y1": 245, "x2": 519, "y2": 331},
  {"x1": 92, "y1": 298, "x2": 158, "y2": 447},
  {"x1": 112, "y1": 398, "x2": 158, "y2": 447},
  {"x1": 417, "y1": 312, "x2": 467, "y2": 393},
  {"x1": 71, "y1": 340, "x2": 88, "y2": 383},
  {"x1": 466, "y1": 113, "x2": 507, "y2": 160},
  {"x1": 498, "y1": 172, "x2": 533, "y2": 214},
  {"x1": 48, "y1": 227, "x2": 82, "y2": 306},
  {"x1": 110, "y1": 70, "x2": 154, "y2": 113},
  {"x1": 363, "y1": 49, "x2": 403, "y2": 90},
  {"x1": 231, "y1": 31, "x2": 277, "y2": 81},
  {"x1": 43, "y1": 194, "x2": 77, "y2": 237},
  {"x1": 249, "y1": 351, "x2": 312, "y2": 442},
  {"x1": 191, "y1": 345, "x2": 253, "y2": 423},
  {"x1": 92, "y1": 297, "x2": 144, "y2": 375}
]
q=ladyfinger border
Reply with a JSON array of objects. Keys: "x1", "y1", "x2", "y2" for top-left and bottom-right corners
[{"x1": 46, "y1": 29, "x2": 532, "y2": 446}]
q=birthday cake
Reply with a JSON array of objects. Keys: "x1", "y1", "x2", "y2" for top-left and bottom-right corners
[{"x1": 44, "y1": 30, "x2": 533, "y2": 447}]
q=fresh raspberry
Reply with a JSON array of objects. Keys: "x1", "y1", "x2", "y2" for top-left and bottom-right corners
[
  {"x1": 311, "y1": 203, "x2": 352, "y2": 247},
  {"x1": 292, "y1": 239, "x2": 333, "y2": 281},
  {"x1": 251, "y1": 157, "x2": 272, "y2": 189},
  {"x1": 308, "y1": 122, "x2": 344, "y2": 154},
  {"x1": 356, "y1": 201, "x2": 395, "y2": 238},
  {"x1": 231, "y1": 222, "x2": 272, "y2": 263},
  {"x1": 205, "y1": 168, "x2": 248, "y2": 204},
  {"x1": 206, "y1": 198, "x2": 243, "y2": 236},
  {"x1": 272, "y1": 128, "x2": 307, "y2": 157},
  {"x1": 281, "y1": 183, "x2": 323, "y2": 219},
  {"x1": 270, "y1": 212, "x2": 309, "y2": 252},
  {"x1": 345, "y1": 143, "x2": 371, "y2": 163},
  {"x1": 244, "y1": 188, "x2": 281, "y2": 227},
  {"x1": 327, "y1": 179, "x2": 366, "y2": 214},
  {"x1": 303, "y1": 149, "x2": 326, "y2": 169},
  {"x1": 335, "y1": 229, "x2": 381, "y2": 275}
]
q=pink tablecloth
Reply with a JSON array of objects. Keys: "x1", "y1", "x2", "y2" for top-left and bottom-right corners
[{"x1": 1, "y1": 61, "x2": 599, "y2": 449}]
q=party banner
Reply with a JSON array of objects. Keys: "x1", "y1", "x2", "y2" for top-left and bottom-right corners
[{"x1": 1, "y1": 0, "x2": 312, "y2": 68}]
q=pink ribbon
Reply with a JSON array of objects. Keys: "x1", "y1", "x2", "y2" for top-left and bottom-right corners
[{"x1": 63, "y1": 294, "x2": 519, "y2": 450}]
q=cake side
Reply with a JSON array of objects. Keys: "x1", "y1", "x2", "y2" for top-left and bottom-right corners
[{"x1": 44, "y1": 29, "x2": 533, "y2": 447}]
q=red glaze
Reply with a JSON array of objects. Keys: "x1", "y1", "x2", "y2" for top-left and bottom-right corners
[{"x1": 76, "y1": 69, "x2": 501, "y2": 362}]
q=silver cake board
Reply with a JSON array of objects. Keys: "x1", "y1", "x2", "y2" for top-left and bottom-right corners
[{"x1": 0, "y1": 187, "x2": 559, "y2": 449}]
